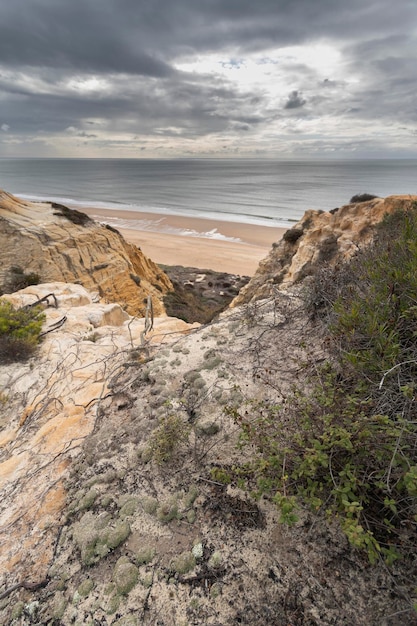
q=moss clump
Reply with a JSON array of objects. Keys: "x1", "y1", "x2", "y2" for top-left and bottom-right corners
[
  {"x1": 105, "y1": 520, "x2": 131, "y2": 550},
  {"x1": 72, "y1": 512, "x2": 131, "y2": 566},
  {"x1": 184, "y1": 485, "x2": 199, "y2": 508},
  {"x1": 200, "y1": 356, "x2": 222, "y2": 371},
  {"x1": 100, "y1": 495, "x2": 113, "y2": 508},
  {"x1": 170, "y1": 551, "x2": 196, "y2": 574},
  {"x1": 184, "y1": 370, "x2": 201, "y2": 383},
  {"x1": 210, "y1": 582, "x2": 222, "y2": 598},
  {"x1": 112, "y1": 616, "x2": 139, "y2": 626},
  {"x1": 106, "y1": 592, "x2": 120, "y2": 615},
  {"x1": 140, "y1": 495, "x2": 158, "y2": 515},
  {"x1": 113, "y1": 557, "x2": 139, "y2": 595},
  {"x1": 157, "y1": 498, "x2": 178, "y2": 523},
  {"x1": 187, "y1": 509, "x2": 196, "y2": 524},
  {"x1": 140, "y1": 574, "x2": 153, "y2": 588},
  {"x1": 136, "y1": 546, "x2": 156, "y2": 565},
  {"x1": 192, "y1": 377, "x2": 206, "y2": 390},
  {"x1": 11, "y1": 602, "x2": 25, "y2": 619},
  {"x1": 77, "y1": 488, "x2": 98, "y2": 511},
  {"x1": 208, "y1": 551, "x2": 223, "y2": 569},
  {"x1": 52, "y1": 592, "x2": 67, "y2": 620},
  {"x1": 195, "y1": 420, "x2": 220, "y2": 437},
  {"x1": 77, "y1": 578, "x2": 95, "y2": 597},
  {"x1": 119, "y1": 497, "x2": 139, "y2": 518}
]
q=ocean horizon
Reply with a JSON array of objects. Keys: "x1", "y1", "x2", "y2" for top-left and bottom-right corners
[{"x1": 0, "y1": 157, "x2": 416, "y2": 232}]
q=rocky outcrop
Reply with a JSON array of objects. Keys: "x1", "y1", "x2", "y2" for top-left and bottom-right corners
[
  {"x1": 0, "y1": 190, "x2": 172, "y2": 316},
  {"x1": 0, "y1": 286, "x2": 412, "y2": 624},
  {"x1": 0, "y1": 283, "x2": 198, "y2": 585},
  {"x1": 232, "y1": 195, "x2": 417, "y2": 306},
  {"x1": 1, "y1": 195, "x2": 417, "y2": 625}
]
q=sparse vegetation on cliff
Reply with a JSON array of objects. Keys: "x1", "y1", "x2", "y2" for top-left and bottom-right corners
[
  {"x1": 232, "y1": 205, "x2": 417, "y2": 565},
  {"x1": 51, "y1": 202, "x2": 93, "y2": 226},
  {"x1": 3, "y1": 198, "x2": 417, "y2": 625},
  {"x1": 349, "y1": 193, "x2": 378, "y2": 203}
]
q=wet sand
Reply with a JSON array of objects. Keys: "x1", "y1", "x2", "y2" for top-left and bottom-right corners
[{"x1": 80, "y1": 206, "x2": 287, "y2": 275}]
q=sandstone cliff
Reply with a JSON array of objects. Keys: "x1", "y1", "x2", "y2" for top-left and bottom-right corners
[
  {"x1": 0, "y1": 190, "x2": 172, "y2": 316},
  {"x1": 233, "y1": 194, "x2": 417, "y2": 306},
  {"x1": 0, "y1": 282, "x2": 412, "y2": 625},
  {"x1": 0, "y1": 283, "x2": 198, "y2": 589},
  {"x1": 1, "y1": 196, "x2": 416, "y2": 625}
]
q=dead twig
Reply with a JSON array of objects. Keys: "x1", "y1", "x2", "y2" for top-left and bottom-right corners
[{"x1": 0, "y1": 577, "x2": 49, "y2": 601}]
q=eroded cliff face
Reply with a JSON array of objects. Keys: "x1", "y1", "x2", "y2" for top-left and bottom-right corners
[
  {"x1": 0, "y1": 285, "x2": 413, "y2": 625},
  {"x1": 233, "y1": 195, "x2": 417, "y2": 306},
  {"x1": 0, "y1": 283, "x2": 198, "y2": 586},
  {"x1": 1, "y1": 195, "x2": 417, "y2": 625},
  {"x1": 0, "y1": 190, "x2": 172, "y2": 316}
]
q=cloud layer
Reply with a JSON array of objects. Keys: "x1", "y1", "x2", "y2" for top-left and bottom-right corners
[{"x1": 0, "y1": 0, "x2": 416, "y2": 157}]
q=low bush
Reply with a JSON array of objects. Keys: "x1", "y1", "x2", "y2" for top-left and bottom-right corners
[
  {"x1": 232, "y1": 205, "x2": 417, "y2": 563},
  {"x1": 283, "y1": 228, "x2": 303, "y2": 244},
  {"x1": 349, "y1": 193, "x2": 378, "y2": 203},
  {"x1": 52, "y1": 202, "x2": 93, "y2": 226},
  {"x1": 0, "y1": 300, "x2": 45, "y2": 363}
]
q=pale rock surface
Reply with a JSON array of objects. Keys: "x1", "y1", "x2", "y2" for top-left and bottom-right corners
[
  {"x1": 0, "y1": 286, "x2": 409, "y2": 625},
  {"x1": 0, "y1": 190, "x2": 172, "y2": 315},
  {"x1": 233, "y1": 195, "x2": 417, "y2": 305},
  {"x1": 0, "y1": 198, "x2": 416, "y2": 624},
  {"x1": 0, "y1": 283, "x2": 198, "y2": 581}
]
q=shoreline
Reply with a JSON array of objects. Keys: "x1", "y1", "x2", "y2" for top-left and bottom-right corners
[{"x1": 80, "y1": 206, "x2": 286, "y2": 275}]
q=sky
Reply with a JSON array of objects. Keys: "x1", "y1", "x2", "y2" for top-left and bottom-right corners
[{"x1": 0, "y1": 0, "x2": 416, "y2": 159}]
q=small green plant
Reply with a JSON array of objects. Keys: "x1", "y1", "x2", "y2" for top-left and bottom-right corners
[
  {"x1": 0, "y1": 300, "x2": 45, "y2": 363},
  {"x1": 146, "y1": 413, "x2": 190, "y2": 465}
]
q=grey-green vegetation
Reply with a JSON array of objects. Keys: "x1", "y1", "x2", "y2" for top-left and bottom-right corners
[{"x1": 231, "y1": 206, "x2": 417, "y2": 564}]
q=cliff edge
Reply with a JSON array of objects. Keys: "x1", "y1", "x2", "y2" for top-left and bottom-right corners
[
  {"x1": 0, "y1": 190, "x2": 172, "y2": 316},
  {"x1": 233, "y1": 194, "x2": 417, "y2": 306}
]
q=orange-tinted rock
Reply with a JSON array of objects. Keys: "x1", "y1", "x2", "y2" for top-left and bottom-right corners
[
  {"x1": 232, "y1": 195, "x2": 417, "y2": 305},
  {"x1": 0, "y1": 190, "x2": 172, "y2": 316}
]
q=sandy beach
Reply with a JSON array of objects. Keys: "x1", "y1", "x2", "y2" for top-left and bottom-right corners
[{"x1": 81, "y1": 206, "x2": 287, "y2": 275}]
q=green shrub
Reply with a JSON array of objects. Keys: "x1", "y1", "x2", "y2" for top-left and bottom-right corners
[
  {"x1": 0, "y1": 301, "x2": 45, "y2": 363},
  {"x1": 233, "y1": 205, "x2": 417, "y2": 563}
]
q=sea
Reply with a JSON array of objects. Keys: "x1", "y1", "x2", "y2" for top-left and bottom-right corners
[{"x1": 0, "y1": 158, "x2": 416, "y2": 237}]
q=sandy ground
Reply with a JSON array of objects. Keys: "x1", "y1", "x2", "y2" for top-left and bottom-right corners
[{"x1": 80, "y1": 207, "x2": 286, "y2": 275}]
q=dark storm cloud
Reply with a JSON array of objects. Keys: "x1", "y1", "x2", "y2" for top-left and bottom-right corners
[
  {"x1": 0, "y1": 67, "x2": 266, "y2": 139},
  {"x1": 0, "y1": 1, "x2": 173, "y2": 76},
  {"x1": 0, "y1": 0, "x2": 415, "y2": 155},
  {"x1": 284, "y1": 91, "x2": 306, "y2": 110},
  {"x1": 0, "y1": 0, "x2": 412, "y2": 73}
]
